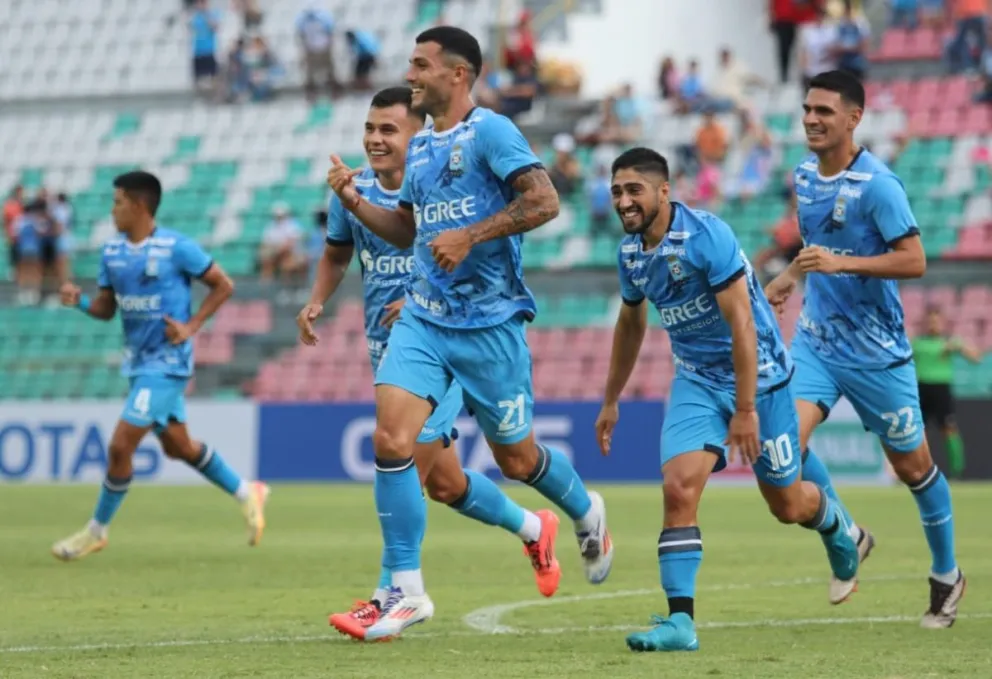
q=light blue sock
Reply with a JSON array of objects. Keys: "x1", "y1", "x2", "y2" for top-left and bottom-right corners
[
  {"x1": 909, "y1": 465, "x2": 957, "y2": 575},
  {"x1": 658, "y1": 527, "x2": 702, "y2": 619},
  {"x1": 524, "y1": 445, "x2": 592, "y2": 521},
  {"x1": 374, "y1": 457, "x2": 426, "y2": 575},
  {"x1": 802, "y1": 448, "x2": 856, "y2": 534},
  {"x1": 92, "y1": 474, "x2": 132, "y2": 526},
  {"x1": 449, "y1": 469, "x2": 526, "y2": 534},
  {"x1": 190, "y1": 444, "x2": 243, "y2": 495}
]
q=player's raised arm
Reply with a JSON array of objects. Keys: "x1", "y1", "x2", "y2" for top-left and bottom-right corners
[
  {"x1": 61, "y1": 281, "x2": 117, "y2": 320},
  {"x1": 328, "y1": 154, "x2": 416, "y2": 248},
  {"x1": 464, "y1": 114, "x2": 560, "y2": 245},
  {"x1": 299, "y1": 195, "x2": 356, "y2": 345}
]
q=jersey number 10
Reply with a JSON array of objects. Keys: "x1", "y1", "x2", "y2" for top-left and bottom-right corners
[{"x1": 762, "y1": 433, "x2": 795, "y2": 471}]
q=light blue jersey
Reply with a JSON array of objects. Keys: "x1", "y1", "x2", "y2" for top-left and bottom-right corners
[
  {"x1": 398, "y1": 107, "x2": 541, "y2": 329},
  {"x1": 793, "y1": 149, "x2": 918, "y2": 369},
  {"x1": 98, "y1": 227, "x2": 212, "y2": 378},
  {"x1": 327, "y1": 169, "x2": 410, "y2": 370},
  {"x1": 617, "y1": 204, "x2": 792, "y2": 395},
  {"x1": 328, "y1": 169, "x2": 463, "y2": 445}
]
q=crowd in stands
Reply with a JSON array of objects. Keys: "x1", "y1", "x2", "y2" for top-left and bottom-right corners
[{"x1": 3, "y1": 185, "x2": 74, "y2": 306}]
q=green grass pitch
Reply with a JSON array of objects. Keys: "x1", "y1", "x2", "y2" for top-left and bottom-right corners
[{"x1": 1, "y1": 483, "x2": 990, "y2": 678}]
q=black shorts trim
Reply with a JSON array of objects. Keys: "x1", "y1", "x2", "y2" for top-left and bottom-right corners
[
  {"x1": 399, "y1": 200, "x2": 413, "y2": 212},
  {"x1": 194, "y1": 259, "x2": 214, "y2": 278},
  {"x1": 710, "y1": 266, "x2": 746, "y2": 293},
  {"x1": 325, "y1": 236, "x2": 353, "y2": 246},
  {"x1": 622, "y1": 296, "x2": 644, "y2": 307},
  {"x1": 504, "y1": 162, "x2": 544, "y2": 186}
]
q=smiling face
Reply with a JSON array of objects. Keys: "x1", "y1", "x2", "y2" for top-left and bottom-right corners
[
  {"x1": 803, "y1": 87, "x2": 862, "y2": 154},
  {"x1": 405, "y1": 40, "x2": 471, "y2": 117},
  {"x1": 363, "y1": 103, "x2": 421, "y2": 174},
  {"x1": 611, "y1": 167, "x2": 669, "y2": 235}
]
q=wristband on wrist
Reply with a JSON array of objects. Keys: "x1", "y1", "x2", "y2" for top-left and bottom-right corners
[{"x1": 77, "y1": 294, "x2": 92, "y2": 313}]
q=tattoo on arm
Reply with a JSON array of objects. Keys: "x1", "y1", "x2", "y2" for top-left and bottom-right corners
[{"x1": 467, "y1": 168, "x2": 560, "y2": 245}]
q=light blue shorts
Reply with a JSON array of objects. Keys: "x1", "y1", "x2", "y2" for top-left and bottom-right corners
[
  {"x1": 791, "y1": 340, "x2": 924, "y2": 453},
  {"x1": 661, "y1": 376, "x2": 801, "y2": 487},
  {"x1": 375, "y1": 310, "x2": 533, "y2": 444},
  {"x1": 121, "y1": 374, "x2": 188, "y2": 433}
]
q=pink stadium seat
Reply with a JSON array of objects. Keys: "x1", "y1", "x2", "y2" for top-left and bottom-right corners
[
  {"x1": 872, "y1": 28, "x2": 910, "y2": 62},
  {"x1": 962, "y1": 106, "x2": 992, "y2": 134}
]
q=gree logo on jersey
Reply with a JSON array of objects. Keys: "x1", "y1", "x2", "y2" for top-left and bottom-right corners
[
  {"x1": 116, "y1": 294, "x2": 162, "y2": 313},
  {"x1": 413, "y1": 196, "x2": 477, "y2": 226},
  {"x1": 658, "y1": 293, "x2": 713, "y2": 328},
  {"x1": 810, "y1": 244, "x2": 855, "y2": 257},
  {"x1": 359, "y1": 250, "x2": 415, "y2": 276}
]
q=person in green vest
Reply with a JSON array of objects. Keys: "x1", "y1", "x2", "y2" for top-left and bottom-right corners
[{"x1": 912, "y1": 307, "x2": 982, "y2": 478}]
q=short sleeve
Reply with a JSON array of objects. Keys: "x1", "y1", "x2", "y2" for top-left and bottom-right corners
[
  {"x1": 173, "y1": 237, "x2": 214, "y2": 278},
  {"x1": 863, "y1": 173, "x2": 919, "y2": 245},
  {"x1": 687, "y1": 217, "x2": 746, "y2": 291},
  {"x1": 399, "y1": 168, "x2": 414, "y2": 211},
  {"x1": 476, "y1": 113, "x2": 542, "y2": 185},
  {"x1": 98, "y1": 254, "x2": 111, "y2": 289},
  {"x1": 326, "y1": 194, "x2": 353, "y2": 245},
  {"x1": 616, "y1": 245, "x2": 644, "y2": 306}
]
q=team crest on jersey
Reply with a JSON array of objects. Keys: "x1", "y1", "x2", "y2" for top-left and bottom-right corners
[
  {"x1": 144, "y1": 255, "x2": 159, "y2": 278},
  {"x1": 831, "y1": 195, "x2": 847, "y2": 225},
  {"x1": 666, "y1": 255, "x2": 687, "y2": 282},
  {"x1": 449, "y1": 144, "x2": 465, "y2": 176}
]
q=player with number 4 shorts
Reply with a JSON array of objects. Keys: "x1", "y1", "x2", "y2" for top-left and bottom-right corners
[
  {"x1": 597, "y1": 148, "x2": 860, "y2": 653},
  {"x1": 766, "y1": 70, "x2": 964, "y2": 629},
  {"x1": 51, "y1": 171, "x2": 269, "y2": 562},
  {"x1": 298, "y1": 86, "x2": 559, "y2": 641},
  {"x1": 326, "y1": 27, "x2": 613, "y2": 642}
]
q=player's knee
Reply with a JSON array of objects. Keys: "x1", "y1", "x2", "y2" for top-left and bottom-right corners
[
  {"x1": 106, "y1": 440, "x2": 134, "y2": 470},
  {"x1": 891, "y1": 445, "x2": 935, "y2": 485},
  {"x1": 493, "y1": 447, "x2": 535, "y2": 482},
  {"x1": 768, "y1": 498, "x2": 807, "y2": 525},
  {"x1": 372, "y1": 427, "x2": 416, "y2": 460},
  {"x1": 425, "y1": 475, "x2": 463, "y2": 504},
  {"x1": 662, "y1": 476, "x2": 702, "y2": 522}
]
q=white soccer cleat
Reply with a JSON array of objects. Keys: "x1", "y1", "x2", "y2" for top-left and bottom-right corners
[
  {"x1": 241, "y1": 481, "x2": 271, "y2": 546},
  {"x1": 52, "y1": 525, "x2": 108, "y2": 562},
  {"x1": 576, "y1": 490, "x2": 614, "y2": 585},
  {"x1": 363, "y1": 589, "x2": 435, "y2": 642},
  {"x1": 829, "y1": 525, "x2": 874, "y2": 605},
  {"x1": 921, "y1": 571, "x2": 966, "y2": 629}
]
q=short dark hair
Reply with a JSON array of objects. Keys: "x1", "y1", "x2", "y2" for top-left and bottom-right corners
[
  {"x1": 370, "y1": 86, "x2": 427, "y2": 123},
  {"x1": 807, "y1": 70, "x2": 865, "y2": 109},
  {"x1": 611, "y1": 147, "x2": 670, "y2": 181},
  {"x1": 113, "y1": 170, "x2": 162, "y2": 217},
  {"x1": 415, "y1": 26, "x2": 483, "y2": 77}
]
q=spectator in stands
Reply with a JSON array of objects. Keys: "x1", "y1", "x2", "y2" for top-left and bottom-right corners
[
  {"x1": 769, "y1": 0, "x2": 824, "y2": 83},
  {"x1": 549, "y1": 133, "x2": 582, "y2": 197},
  {"x1": 345, "y1": 29, "x2": 380, "y2": 91},
  {"x1": 834, "y1": 0, "x2": 871, "y2": 81},
  {"x1": 574, "y1": 94, "x2": 640, "y2": 146},
  {"x1": 188, "y1": 0, "x2": 221, "y2": 97},
  {"x1": 309, "y1": 207, "x2": 328, "y2": 282},
  {"x1": 891, "y1": 0, "x2": 921, "y2": 29},
  {"x1": 798, "y1": 4, "x2": 837, "y2": 90},
  {"x1": 498, "y1": 60, "x2": 540, "y2": 120},
  {"x1": 232, "y1": 0, "x2": 262, "y2": 29},
  {"x1": 921, "y1": 0, "x2": 949, "y2": 28},
  {"x1": 49, "y1": 192, "x2": 73, "y2": 283},
  {"x1": 725, "y1": 110, "x2": 774, "y2": 202},
  {"x1": 658, "y1": 56, "x2": 679, "y2": 100},
  {"x1": 503, "y1": 10, "x2": 537, "y2": 72},
  {"x1": 259, "y1": 202, "x2": 307, "y2": 282},
  {"x1": 975, "y1": 22, "x2": 992, "y2": 101},
  {"x1": 675, "y1": 59, "x2": 707, "y2": 113},
  {"x1": 755, "y1": 199, "x2": 802, "y2": 283},
  {"x1": 474, "y1": 60, "x2": 502, "y2": 109},
  {"x1": 711, "y1": 48, "x2": 765, "y2": 112},
  {"x1": 12, "y1": 199, "x2": 50, "y2": 306},
  {"x1": 695, "y1": 109, "x2": 729, "y2": 167},
  {"x1": 585, "y1": 163, "x2": 614, "y2": 238},
  {"x1": 225, "y1": 36, "x2": 249, "y2": 102},
  {"x1": 241, "y1": 34, "x2": 280, "y2": 101},
  {"x1": 3, "y1": 184, "x2": 23, "y2": 284},
  {"x1": 297, "y1": 2, "x2": 341, "y2": 101},
  {"x1": 945, "y1": 0, "x2": 989, "y2": 73}
]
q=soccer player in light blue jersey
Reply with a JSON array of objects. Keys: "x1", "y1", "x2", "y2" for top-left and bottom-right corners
[
  {"x1": 298, "y1": 87, "x2": 558, "y2": 641},
  {"x1": 51, "y1": 171, "x2": 269, "y2": 561},
  {"x1": 765, "y1": 70, "x2": 964, "y2": 628},
  {"x1": 596, "y1": 148, "x2": 860, "y2": 653},
  {"x1": 327, "y1": 27, "x2": 613, "y2": 640}
]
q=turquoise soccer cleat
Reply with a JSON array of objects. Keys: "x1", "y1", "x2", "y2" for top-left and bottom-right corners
[{"x1": 625, "y1": 612, "x2": 699, "y2": 652}]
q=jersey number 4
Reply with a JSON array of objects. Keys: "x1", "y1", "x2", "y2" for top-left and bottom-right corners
[{"x1": 132, "y1": 388, "x2": 152, "y2": 415}]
